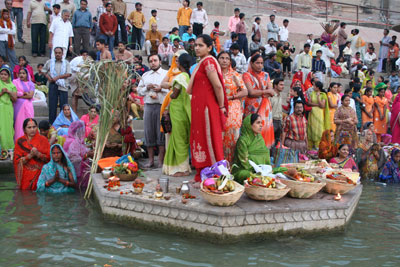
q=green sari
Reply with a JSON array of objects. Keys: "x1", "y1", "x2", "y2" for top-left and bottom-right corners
[
  {"x1": 0, "y1": 68, "x2": 17, "y2": 150},
  {"x1": 232, "y1": 115, "x2": 270, "y2": 184},
  {"x1": 162, "y1": 72, "x2": 192, "y2": 175},
  {"x1": 307, "y1": 91, "x2": 330, "y2": 149}
]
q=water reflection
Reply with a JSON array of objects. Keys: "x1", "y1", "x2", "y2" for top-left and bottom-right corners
[{"x1": 0, "y1": 176, "x2": 400, "y2": 266}]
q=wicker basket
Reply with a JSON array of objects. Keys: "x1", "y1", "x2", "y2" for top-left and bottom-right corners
[
  {"x1": 280, "y1": 179, "x2": 326, "y2": 199},
  {"x1": 200, "y1": 180, "x2": 244, "y2": 207},
  {"x1": 323, "y1": 170, "x2": 359, "y2": 195},
  {"x1": 115, "y1": 172, "x2": 139, "y2": 181},
  {"x1": 244, "y1": 180, "x2": 290, "y2": 201}
]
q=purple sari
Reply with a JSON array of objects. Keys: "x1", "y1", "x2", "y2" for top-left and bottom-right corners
[{"x1": 13, "y1": 71, "x2": 35, "y2": 141}]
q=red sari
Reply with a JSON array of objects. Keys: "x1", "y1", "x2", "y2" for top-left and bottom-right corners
[
  {"x1": 391, "y1": 94, "x2": 400, "y2": 144},
  {"x1": 13, "y1": 131, "x2": 50, "y2": 190},
  {"x1": 188, "y1": 56, "x2": 228, "y2": 182}
]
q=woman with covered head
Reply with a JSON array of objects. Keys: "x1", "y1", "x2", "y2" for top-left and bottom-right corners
[
  {"x1": 0, "y1": 67, "x2": 17, "y2": 150},
  {"x1": 318, "y1": 129, "x2": 338, "y2": 162},
  {"x1": 52, "y1": 104, "x2": 79, "y2": 136},
  {"x1": 13, "y1": 118, "x2": 51, "y2": 190},
  {"x1": 232, "y1": 114, "x2": 270, "y2": 184},
  {"x1": 80, "y1": 105, "x2": 99, "y2": 138},
  {"x1": 334, "y1": 94, "x2": 358, "y2": 152},
  {"x1": 64, "y1": 120, "x2": 92, "y2": 189},
  {"x1": 13, "y1": 67, "x2": 35, "y2": 141},
  {"x1": 379, "y1": 149, "x2": 400, "y2": 183},
  {"x1": 36, "y1": 144, "x2": 77, "y2": 193}
]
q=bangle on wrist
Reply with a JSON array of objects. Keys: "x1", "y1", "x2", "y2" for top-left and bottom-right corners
[
  {"x1": 219, "y1": 106, "x2": 225, "y2": 109},
  {"x1": 45, "y1": 181, "x2": 49, "y2": 187}
]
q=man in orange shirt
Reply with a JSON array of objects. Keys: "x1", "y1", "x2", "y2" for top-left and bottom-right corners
[
  {"x1": 177, "y1": 0, "x2": 192, "y2": 37},
  {"x1": 387, "y1": 41, "x2": 399, "y2": 72}
]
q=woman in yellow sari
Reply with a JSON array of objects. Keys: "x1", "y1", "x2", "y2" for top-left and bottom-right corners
[
  {"x1": 307, "y1": 81, "x2": 330, "y2": 149},
  {"x1": 327, "y1": 82, "x2": 339, "y2": 132}
]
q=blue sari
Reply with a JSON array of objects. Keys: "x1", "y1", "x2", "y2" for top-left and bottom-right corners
[
  {"x1": 52, "y1": 105, "x2": 79, "y2": 136},
  {"x1": 36, "y1": 144, "x2": 77, "y2": 193}
]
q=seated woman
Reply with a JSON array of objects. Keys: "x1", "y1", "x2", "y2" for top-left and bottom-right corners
[
  {"x1": 102, "y1": 110, "x2": 123, "y2": 158},
  {"x1": 13, "y1": 56, "x2": 35, "y2": 82},
  {"x1": 356, "y1": 129, "x2": 386, "y2": 180},
  {"x1": 64, "y1": 121, "x2": 93, "y2": 189},
  {"x1": 232, "y1": 114, "x2": 270, "y2": 184},
  {"x1": 13, "y1": 68, "x2": 35, "y2": 141},
  {"x1": 36, "y1": 144, "x2": 77, "y2": 193},
  {"x1": 13, "y1": 118, "x2": 51, "y2": 190},
  {"x1": 318, "y1": 129, "x2": 338, "y2": 162},
  {"x1": 80, "y1": 105, "x2": 99, "y2": 138},
  {"x1": 38, "y1": 120, "x2": 66, "y2": 146},
  {"x1": 379, "y1": 149, "x2": 400, "y2": 183},
  {"x1": 52, "y1": 104, "x2": 79, "y2": 136},
  {"x1": 329, "y1": 144, "x2": 358, "y2": 172}
]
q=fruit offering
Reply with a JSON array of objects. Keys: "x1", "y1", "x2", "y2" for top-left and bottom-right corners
[
  {"x1": 113, "y1": 162, "x2": 138, "y2": 175},
  {"x1": 132, "y1": 178, "x2": 144, "y2": 188},
  {"x1": 202, "y1": 175, "x2": 235, "y2": 194},
  {"x1": 246, "y1": 173, "x2": 276, "y2": 188},
  {"x1": 284, "y1": 168, "x2": 315, "y2": 182},
  {"x1": 326, "y1": 172, "x2": 356, "y2": 185}
]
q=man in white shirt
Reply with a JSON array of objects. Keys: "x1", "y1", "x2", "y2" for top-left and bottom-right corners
[
  {"x1": 267, "y1": 14, "x2": 279, "y2": 41},
  {"x1": 230, "y1": 43, "x2": 246, "y2": 73},
  {"x1": 278, "y1": 19, "x2": 289, "y2": 42},
  {"x1": 0, "y1": 9, "x2": 17, "y2": 69},
  {"x1": 137, "y1": 54, "x2": 168, "y2": 168},
  {"x1": 190, "y1": 1, "x2": 208, "y2": 36},
  {"x1": 50, "y1": 4, "x2": 62, "y2": 26},
  {"x1": 264, "y1": 38, "x2": 276, "y2": 55},
  {"x1": 49, "y1": 9, "x2": 73, "y2": 59},
  {"x1": 364, "y1": 48, "x2": 378, "y2": 70},
  {"x1": 68, "y1": 49, "x2": 89, "y2": 112}
]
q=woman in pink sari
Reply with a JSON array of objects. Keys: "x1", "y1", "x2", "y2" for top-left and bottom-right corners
[
  {"x1": 63, "y1": 120, "x2": 92, "y2": 190},
  {"x1": 80, "y1": 105, "x2": 99, "y2": 137},
  {"x1": 390, "y1": 94, "x2": 400, "y2": 144},
  {"x1": 13, "y1": 68, "x2": 35, "y2": 141}
]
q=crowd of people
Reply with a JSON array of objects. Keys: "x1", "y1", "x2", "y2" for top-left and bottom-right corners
[{"x1": 0, "y1": 1, "x2": 400, "y2": 194}]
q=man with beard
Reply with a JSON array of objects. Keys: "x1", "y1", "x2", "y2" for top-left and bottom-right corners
[
  {"x1": 115, "y1": 41, "x2": 133, "y2": 64},
  {"x1": 281, "y1": 101, "x2": 308, "y2": 154}
]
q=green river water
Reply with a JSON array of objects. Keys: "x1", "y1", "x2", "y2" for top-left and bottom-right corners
[{"x1": 0, "y1": 175, "x2": 400, "y2": 266}]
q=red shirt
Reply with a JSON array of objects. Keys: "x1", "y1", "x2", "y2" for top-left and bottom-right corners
[
  {"x1": 99, "y1": 12, "x2": 118, "y2": 35},
  {"x1": 284, "y1": 114, "x2": 307, "y2": 141}
]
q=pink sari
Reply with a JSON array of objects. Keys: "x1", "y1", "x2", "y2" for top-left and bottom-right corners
[
  {"x1": 80, "y1": 113, "x2": 99, "y2": 137},
  {"x1": 390, "y1": 94, "x2": 400, "y2": 144},
  {"x1": 13, "y1": 73, "x2": 35, "y2": 141}
]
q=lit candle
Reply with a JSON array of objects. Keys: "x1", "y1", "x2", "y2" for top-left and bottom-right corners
[{"x1": 334, "y1": 193, "x2": 342, "y2": 201}]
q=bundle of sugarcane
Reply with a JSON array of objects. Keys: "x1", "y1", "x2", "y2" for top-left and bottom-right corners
[{"x1": 78, "y1": 60, "x2": 131, "y2": 199}]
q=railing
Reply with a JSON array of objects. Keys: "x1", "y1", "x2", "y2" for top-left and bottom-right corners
[{"x1": 226, "y1": 0, "x2": 400, "y2": 28}]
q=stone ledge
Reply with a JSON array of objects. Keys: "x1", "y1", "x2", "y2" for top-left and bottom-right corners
[{"x1": 92, "y1": 173, "x2": 362, "y2": 240}]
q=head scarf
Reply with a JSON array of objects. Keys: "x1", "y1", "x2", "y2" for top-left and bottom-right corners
[
  {"x1": 0, "y1": 9, "x2": 14, "y2": 49},
  {"x1": 36, "y1": 144, "x2": 77, "y2": 193},
  {"x1": 390, "y1": 94, "x2": 400, "y2": 130},
  {"x1": 374, "y1": 82, "x2": 387, "y2": 96},
  {"x1": 318, "y1": 129, "x2": 338, "y2": 160},
  {"x1": 13, "y1": 67, "x2": 35, "y2": 97},
  {"x1": 52, "y1": 104, "x2": 79, "y2": 132},
  {"x1": 63, "y1": 120, "x2": 87, "y2": 156},
  {"x1": 247, "y1": 56, "x2": 269, "y2": 92}
]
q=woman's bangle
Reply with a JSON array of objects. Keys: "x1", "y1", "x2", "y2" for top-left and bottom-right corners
[{"x1": 219, "y1": 106, "x2": 225, "y2": 109}]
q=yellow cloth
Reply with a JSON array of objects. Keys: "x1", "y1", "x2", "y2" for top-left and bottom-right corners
[
  {"x1": 149, "y1": 16, "x2": 157, "y2": 30},
  {"x1": 112, "y1": 0, "x2": 127, "y2": 18},
  {"x1": 128, "y1": 11, "x2": 145, "y2": 29},
  {"x1": 177, "y1": 7, "x2": 192, "y2": 26}
]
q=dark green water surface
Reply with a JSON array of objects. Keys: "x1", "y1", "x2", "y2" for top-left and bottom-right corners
[{"x1": 0, "y1": 175, "x2": 399, "y2": 266}]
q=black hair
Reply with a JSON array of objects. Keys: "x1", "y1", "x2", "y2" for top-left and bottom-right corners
[
  {"x1": 134, "y1": 55, "x2": 143, "y2": 62},
  {"x1": 304, "y1": 43, "x2": 311, "y2": 49},
  {"x1": 294, "y1": 100, "x2": 304, "y2": 109},
  {"x1": 344, "y1": 88, "x2": 352, "y2": 95},
  {"x1": 277, "y1": 43, "x2": 283, "y2": 50},
  {"x1": 151, "y1": 9, "x2": 157, "y2": 14},
  {"x1": 89, "y1": 105, "x2": 99, "y2": 112},
  {"x1": 148, "y1": 53, "x2": 161, "y2": 62},
  {"x1": 234, "y1": 8, "x2": 240, "y2": 12},
  {"x1": 105, "y1": 2, "x2": 112, "y2": 7},
  {"x1": 239, "y1": 13, "x2": 245, "y2": 19},
  {"x1": 283, "y1": 19, "x2": 289, "y2": 23},
  {"x1": 378, "y1": 87, "x2": 386, "y2": 93},
  {"x1": 178, "y1": 53, "x2": 192, "y2": 75},
  {"x1": 188, "y1": 38, "x2": 195, "y2": 43},
  {"x1": 37, "y1": 63, "x2": 44, "y2": 68},
  {"x1": 173, "y1": 37, "x2": 181, "y2": 42},
  {"x1": 231, "y1": 32, "x2": 238, "y2": 39},
  {"x1": 270, "y1": 14, "x2": 275, "y2": 18},
  {"x1": 23, "y1": 118, "x2": 37, "y2": 130},
  {"x1": 39, "y1": 120, "x2": 50, "y2": 130},
  {"x1": 18, "y1": 55, "x2": 28, "y2": 66},
  {"x1": 273, "y1": 78, "x2": 284, "y2": 87},
  {"x1": 255, "y1": 17, "x2": 261, "y2": 22},
  {"x1": 389, "y1": 41, "x2": 396, "y2": 46},
  {"x1": 338, "y1": 144, "x2": 349, "y2": 151},
  {"x1": 96, "y1": 38, "x2": 106, "y2": 45},
  {"x1": 217, "y1": 51, "x2": 231, "y2": 61},
  {"x1": 250, "y1": 114, "x2": 260, "y2": 125},
  {"x1": 197, "y1": 34, "x2": 216, "y2": 57},
  {"x1": 196, "y1": 1, "x2": 203, "y2": 6},
  {"x1": 354, "y1": 29, "x2": 359, "y2": 34},
  {"x1": 328, "y1": 82, "x2": 336, "y2": 91},
  {"x1": 214, "y1": 21, "x2": 220, "y2": 27},
  {"x1": 250, "y1": 54, "x2": 263, "y2": 63},
  {"x1": 162, "y1": 36, "x2": 169, "y2": 41},
  {"x1": 231, "y1": 58, "x2": 236, "y2": 69},
  {"x1": 345, "y1": 41, "x2": 351, "y2": 46},
  {"x1": 54, "y1": 47, "x2": 63, "y2": 53},
  {"x1": 230, "y1": 43, "x2": 240, "y2": 51},
  {"x1": 340, "y1": 22, "x2": 346, "y2": 27},
  {"x1": 319, "y1": 40, "x2": 326, "y2": 46},
  {"x1": 314, "y1": 81, "x2": 325, "y2": 93},
  {"x1": 80, "y1": 49, "x2": 88, "y2": 55},
  {"x1": 353, "y1": 77, "x2": 360, "y2": 83},
  {"x1": 135, "y1": 2, "x2": 142, "y2": 7},
  {"x1": 384, "y1": 29, "x2": 390, "y2": 34},
  {"x1": 172, "y1": 27, "x2": 179, "y2": 33},
  {"x1": 0, "y1": 55, "x2": 6, "y2": 61},
  {"x1": 292, "y1": 86, "x2": 307, "y2": 109},
  {"x1": 18, "y1": 68, "x2": 28, "y2": 75},
  {"x1": 353, "y1": 84, "x2": 361, "y2": 93},
  {"x1": 80, "y1": 0, "x2": 88, "y2": 4},
  {"x1": 51, "y1": 145, "x2": 68, "y2": 167},
  {"x1": 316, "y1": 50, "x2": 322, "y2": 54},
  {"x1": 365, "y1": 87, "x2": 372, "y2": 94},
  {"x1": 355, "y1": 52, "x2": 360, "y2": 56},
  {"x1": 53, "y1": 4, "x2": 60, "y2": 9}
]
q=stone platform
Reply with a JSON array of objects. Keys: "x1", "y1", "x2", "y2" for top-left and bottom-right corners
[{"x1": 92, "y1": 171, "x2": 362, "y2": 241}]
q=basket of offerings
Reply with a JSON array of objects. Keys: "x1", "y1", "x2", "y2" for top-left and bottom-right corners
[
  {"x1": 323, "y1": 170, "x2": 359, "y2": 195},
  {"x1": 280, "y1": 168, "x2": 325, "y2": 199},
  {"x1": 113, "y1": 162, "x2": 139, "y2": 181},
  {"x1": 244, "y1": 174, "x2": 290, "y2": 201},
  {"x1": 200, "y1": 175, "x2": 244, "y2": 207}
]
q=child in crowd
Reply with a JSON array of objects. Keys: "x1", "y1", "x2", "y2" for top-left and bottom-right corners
[
  {"x1": 252, "y1": 17, "x2": 261, "y2": 40},
  {"x1": 127, "y1": 80, "x2": 144, "y2": 119},
  {"x1": 38, "y1": 120, "x2": 65, "y2": 146},
  {"x1": 13, "y1": 56, "x2": 35, "y2": 82},
  {"x1": 343, "y1": 41, "x2": 352, "y2": 70},
  {"x1": 169, "y1": 27, "x2": 180, "y2": 43},
  {"x1": 149, "y1": 9, "x2": 158, "y2": 30},
  {"x1": 34, "y1": 63, "x2": 49, "y2": 95},
  {"x1": 388, "y1": 70, "x2": 399, "y2": 93},
  {"x1": 338, "y1": 56, "x2": 349, "y2": 76},
  {"x1": 306, "y1": 34, "x2": 314, "y2": 47},
  {"x1": 210, "y1": 21, "x2": 222, "y2": 53}
]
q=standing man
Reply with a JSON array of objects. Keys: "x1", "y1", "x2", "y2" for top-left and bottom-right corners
[
  {"x1": 99, "y1": 2, "x2": 118, "y2": 55},
  {"x1": 128, "y1": 2, "x2": 145, "y2": 50},
  {"x1": 281, "y1": 101, "x2": 308, "y2": 154},
  {"x1": 59, "y1": 0, "x2": 76, "y2": 19},
  {"x1": 228, "y1": 8, "x2": 240, "y2": 34},
  {"x1": 297, "y1": 43, "x2": 312, "y2": 83},
  {"x1": 312, "y1": 50, "x2": 326, "y2": 84},
  {"x1": 11, "y1": 0, "x2": 24, "y2": 43},
  {"x1": 42, "y1": 47, "x2": 72, "y2": 124},
  {"x1": 0, "y1": 8, "x2": 18, "y2": 69},
  {"x1": 278, "y1": 19, "x2": 289, "y2": 42},
  {"x1": 379, "y1": 29, "x2": 391, "y2": 73},
  {"x1": 69, "y1": 49, "x2": 89, "y2": 112},
  {"x1": 137, "y1": 54, "x2": 168, "y2": 168},
  {"x1": 337, "y1": 22, "x2": 347, "y2": 62},
  {"x1": 190, "y1": 2, "x2": 207, "y2": 36},
  {"x1": 144, "y1": 23, "x2": 162, "y2": 56},
  {"x1": 72, "y1": 0, "x2": 91, "y2": 55},
  {"x1": 177, "y1": 0, "x2": 192, "y2": 37},
  {"x1": 27, "y1": 0, "x2": 52, "y2": 57},
  {"x1": 270, "y1": 78, "x2": 285, "y2": 148},
  {"x1": 235, "y1": 12, "x2": 248, "y2": 58},
  {"x1": 267, "y1": 14, "x2": 279, "y2": 41},
  {"x1": 112, "y1": 0, "x2": 127, "y2": 45},
  {"x1": 49, "y1": 9, "x2": 73, "y2": 59}
]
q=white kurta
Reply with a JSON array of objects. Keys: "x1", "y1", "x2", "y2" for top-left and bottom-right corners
[{"x1": 49, "y1": 19, "x2": 73, "y2": 49}]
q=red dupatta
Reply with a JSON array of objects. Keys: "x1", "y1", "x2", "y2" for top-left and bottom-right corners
[{"x1": 13, "y1": 131, "x2": 50, "y2": 190}]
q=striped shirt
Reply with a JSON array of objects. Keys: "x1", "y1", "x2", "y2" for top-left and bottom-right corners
[
  {"x1": 284, "y1": 114, "x2": 307, "y2": 141},
  {"x1": 312, "y1": 58, "x2": 326, "y2": 73}
]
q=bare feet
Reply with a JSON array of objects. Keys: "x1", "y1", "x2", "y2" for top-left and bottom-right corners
[
  {"x1": 143, "y1": 161, "x2": 154, "y2": 169},
  {"x1": 172, "y1": 171, "x2": 190, "y2": 177}
]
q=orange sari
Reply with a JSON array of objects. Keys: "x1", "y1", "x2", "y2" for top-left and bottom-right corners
[
  {"x1": 361, "y1": 95, "x2": 374, "y2": 124},
  {"x1": 13, "y1": 131, "x2": 51, "y2": 190},
  {"x1": 373, "y1": 96, "x2": 388, "y2": 134},
  {"x1": 318, "y1": 129, "x2": 338, "y2": 161}
]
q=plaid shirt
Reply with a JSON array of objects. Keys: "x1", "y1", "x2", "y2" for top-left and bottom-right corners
[{"x1": 284, "y1": 114, "x2": 307, "y2": 141}]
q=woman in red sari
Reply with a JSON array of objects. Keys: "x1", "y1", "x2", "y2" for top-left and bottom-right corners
[
  {"x1": 187, "y1": 35, "x2": 228, "y2": 182},
  {"x1": 13, "y1": 118, "x2": 51, "y2": 190},
  {"x1": 391, "y1": 94, "x2": 400, "y2": 144}
]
